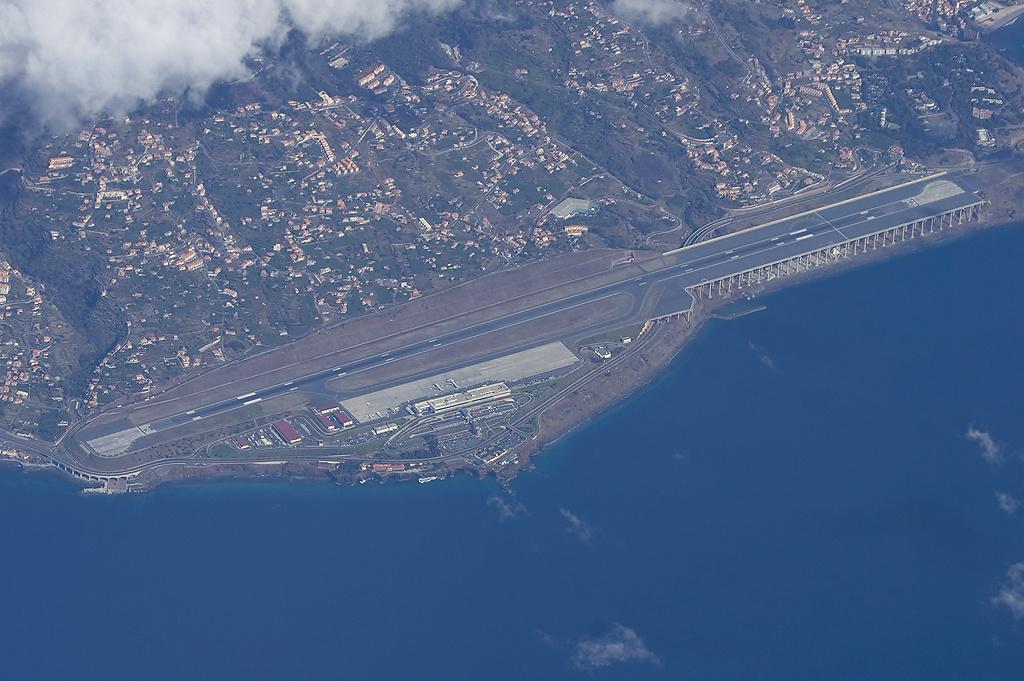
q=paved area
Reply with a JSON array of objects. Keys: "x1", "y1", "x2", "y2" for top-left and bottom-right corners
[
  {"x1": 341, "y1": 342, "x2": 579, "y2": 421},
  {"x1": 83, "y1": 425, "x2": 152, "y2": 458},
  {"x1": 70, "y1": 172, "x2": 985, "y2": 459}
]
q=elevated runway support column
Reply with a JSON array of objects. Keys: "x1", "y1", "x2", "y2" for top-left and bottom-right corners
[{"x1": 688, "y1": 201, "x2": 985, "y2": 302}]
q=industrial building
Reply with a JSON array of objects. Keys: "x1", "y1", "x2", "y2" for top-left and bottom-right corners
[
  {"x1": 272, "y1": 419, "x2": 302, "y2": 445},
  {"x1": 310, "y1": 401, "x2": 342, "y2": 416},
  {"x1": 315, "y1": 412, "x2": 340, "y2": 432},
  {"x1": 309, "y1": 402, "x2": 356, "y2": 432},
  {"x1": 372, "y1": 423, "x2": 399, "y2": 436},
  {"x1": 412, "y1": 382, "x2": 512, "y2": 415}
]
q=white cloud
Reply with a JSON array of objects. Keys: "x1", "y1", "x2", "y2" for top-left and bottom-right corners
[
  {"x1": 993, "y1": 562, "x2": 1024, "y2": 620},
  {"x1": 571, "y1": 624, "x2": 660, "y2": 670},
  {"x1": 0, "y1": 0, "x2": 459, "y2": 127},
  {"x1": 560, "y1": 507, "x2": 595, "y2": 543},
  {"x1": 535, "y1": 629, "x2": 556, "y2": 646},
  {"x1": 488, "y1": 494, "x2": 526, "y2": 521},
  {"x1": 611, "y1": 0, "x2": 694, "y2": 25},
  {"x1": 966, "y1": 425, "x2": 1002, "y2": 464},
  {"x1": 747, "y1": 341, "x2": 776, "y2": 370},
  {"x1": 996, "y1": 492, "x2": 1020, "y2": 515}
]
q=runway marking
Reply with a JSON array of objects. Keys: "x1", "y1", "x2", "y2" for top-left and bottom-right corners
[
  {"x1": 242, "y1": 398, "x2": 263, "y2": 405},
  {"x1": 126, "y1": 193, "x2": 933, "y2": 419},
  {"x1": 326, "y1": 292, "x2": 624, "y2": 386},
  {"x1": 788, "y1": 228, "x2": 808, "y2": 236},
  {"x1": 154, "y1": 220, "x2": 892, "y2": 430},
  {"x1": 666, "y1": 194, "x2": 975, "y2": 286},
  {"x1": 663, "y1": 243, "x2": 783, "y2": 282},
  {"x1": 813, "y1": 210, "x2": 851, "y2": 240},
  {"x1": 130, "y1": 220, "x2": 849, "y2": 416},
  {"x1": 237, "y1": 391, "x2": 257, "y2": 400},
  {"x1": 102, "y1": 180, "x2": 976, "y2": 430},
  {"x1": 661, "y1": 171, "x2": 948, "y2": 257}
]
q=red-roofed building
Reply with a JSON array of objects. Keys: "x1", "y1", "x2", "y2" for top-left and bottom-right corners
[
  {"x1": 372, "y1": 463, "x2": 406, "y2": 473},
  {"x1": 316, "y1": 412, "x2": 339, "y2": 432},
  {"x1": 272, "y1": 419, "x2": 302, "y2": 445},
  {"x1": 309, "y1": 404, "x2": 356, "y2": 431},
  {"x1": 336, "y1": 411, "x2": 354, "y2": 429}
]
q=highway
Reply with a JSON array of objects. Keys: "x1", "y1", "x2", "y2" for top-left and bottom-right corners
[{"x1": 72, "y1": 172, "x2": 985, "y2": 457}]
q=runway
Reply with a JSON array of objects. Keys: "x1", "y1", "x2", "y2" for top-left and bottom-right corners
[{"x1": 74, "y1": 172, "x2": 985, "y2": 455}]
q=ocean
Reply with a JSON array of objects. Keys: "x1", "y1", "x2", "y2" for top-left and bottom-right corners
[
  {"x1": 991, "y1": 18, "x2": 1024, "y2": 63},
  {"x1": 3, "y1": 221, "x2": 1023, "y2": 679}
]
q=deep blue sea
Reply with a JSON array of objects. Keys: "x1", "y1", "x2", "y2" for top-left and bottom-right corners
[
  {"x1": 4, "y1": 223, "x2": 1024, "y2": 679},
  {"x1": 991, "y1": 17, "x2": 1024, "y2": 62}
]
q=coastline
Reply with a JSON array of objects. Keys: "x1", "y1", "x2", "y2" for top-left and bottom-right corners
[
  {"x1": 977, "y1": 3, "x2": 1024, "y2": 33},
  {"x1": 511, "y1": 211, "x2": 1022, "y2": 480},
  {"x1": 5, "y1": 211, "x2": 1024, "y2": 680},
  {"x1": 5, "y1": 164, "x2": 1024, "y2": 493}
]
